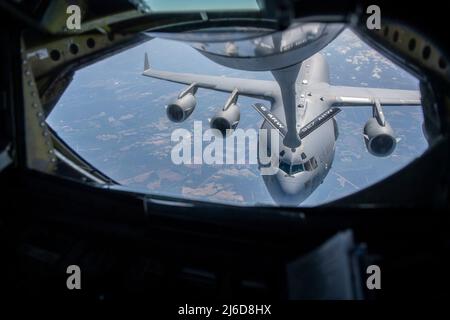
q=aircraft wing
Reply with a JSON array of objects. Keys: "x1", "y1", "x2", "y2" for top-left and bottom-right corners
[
  {"x1": 328, "y1": 85, "x2": 421, "y2": 106},
  {"x1": 142, "y1": 54, "x2": 278, "y2": 100}
]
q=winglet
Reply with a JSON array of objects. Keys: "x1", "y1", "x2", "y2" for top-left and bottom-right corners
[{"x1": 144, "y1": 53, "x2": 149, "y2": 70}]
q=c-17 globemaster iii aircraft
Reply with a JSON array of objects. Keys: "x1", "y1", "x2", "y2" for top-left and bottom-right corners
[{"x1": 142, "y1": 23, "x2": 421, "y2": 206}]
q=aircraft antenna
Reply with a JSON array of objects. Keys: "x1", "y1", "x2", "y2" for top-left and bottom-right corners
[{"x1": 144, "y1": 53, "x2": 149, "y2": 70}]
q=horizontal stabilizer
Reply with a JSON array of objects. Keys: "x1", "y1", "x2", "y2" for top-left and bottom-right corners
[
  {"x1": 299, "y1": 107, "x2": 341, "y2": 139},
  {"x1": 252, "y1": 103, "x2": 287, "y2": 137},
  {"x1": 252, "y1": 103, "x2": 341, "y2": 141}
]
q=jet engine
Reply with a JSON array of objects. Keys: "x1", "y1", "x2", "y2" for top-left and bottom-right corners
[
  {"x1": 210, "y1": 103, "x2": 240, "y2": 136},
  {"x1": 166, "y1": 93, "x2": 196, "y2": 122},
  {"x1": 363, "y1": 117, "x2": 396, "y2": 157},
  {"x1": 210, "y1": 89, "x2": 241, "y2": 136}
]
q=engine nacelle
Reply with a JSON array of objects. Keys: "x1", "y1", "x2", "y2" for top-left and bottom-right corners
[
  {"x1": 210, "y1": 103, "x2": 240, "y2": 136},
  {"x1": 363, "y1": 118, "x2": 396, "y2": 157},
  {"x1": 166, "y1": 93, "x2": 196, "y2": 122}
]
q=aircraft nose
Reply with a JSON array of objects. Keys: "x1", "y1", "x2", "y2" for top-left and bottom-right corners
[
  {"x1": 262, "y1": 173, "x2": 311, "y2": 207},
  {"x1": 277, "y1": 173, "x2": 304, "y2": 195}
]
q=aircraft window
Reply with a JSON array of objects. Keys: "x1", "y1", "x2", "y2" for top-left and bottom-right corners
[
  {"x1": 304, "y1": 160, "x2": 311, "y2": 171},
  {"x1": 279, "y1": 160, "x2": 291, "y2": 174},
  {"x1": 291, "y1": 163, "x2": 305, "y2": 174},
  {"x1": 312, "y1": 157, "x2": 318, "y2": 169},
  {"x1": 304, "y1": 157, "x2": 318, "y2": 171},
  {"x1": 278, "y1": 161, "x2": 304, "y2": 175},
  {"x1": 310, "y1": 157, "x2": 318, "y2": 170}
]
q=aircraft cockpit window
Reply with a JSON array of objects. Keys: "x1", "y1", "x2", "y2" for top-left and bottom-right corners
[
  {"x1": 278, "y1": 161, "x2": 304, "y2": 175},
  {"x1": 279, "y1": 160, "x2": 291, "y2": 175},
  {"x1": 304, "y1": 157, "x2": 318, "y2": 171},
  {"x1": 291, "y1": 163, "x2": 305, "y2": 174}
]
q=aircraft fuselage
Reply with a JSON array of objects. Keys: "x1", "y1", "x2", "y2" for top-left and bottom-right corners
[{"x1": 260, "y1": 54, "x2": 337, "y2": 206}]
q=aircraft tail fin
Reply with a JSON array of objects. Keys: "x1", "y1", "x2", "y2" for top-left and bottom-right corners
[{"x1": 144, "y1": 53, "x2": 149, "y2": 70}]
